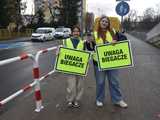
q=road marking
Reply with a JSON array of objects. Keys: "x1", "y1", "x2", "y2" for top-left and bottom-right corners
[{"x1": 0, "y1": 42, "x2": 27, "y2": 50}]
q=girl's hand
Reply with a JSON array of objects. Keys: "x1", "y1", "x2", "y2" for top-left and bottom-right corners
[
  {"x1": 111, "y1": 40, "x2": 117, "y2": 46},
  {"x1": 86, "y1": 35, "x2": 94, "y2": 43}
]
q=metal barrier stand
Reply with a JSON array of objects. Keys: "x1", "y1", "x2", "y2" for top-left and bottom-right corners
[
  {"x1": 33, "y1": 46, "x2": 57, "y2": 112},
  {"x1": 0, "y1": 46, "x2": 58, "y2": 112},
  {"x1": 0, "y1": 53, "x2": 34, "y2": 107}
]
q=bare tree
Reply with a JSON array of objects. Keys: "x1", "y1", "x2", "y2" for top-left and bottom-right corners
[
  {"x1": 123, "y1": 4, "x2": 160, "y2": 32},
  {"x1": 139, "y1": 8, "x2": 155, "y2": 30},
  {"x1": 123, "y1": 9, "x2": 138, "y2": 30},
  {"x1": 154, "y1": 3, "x2": 160, "y2": 25},
  {"x1": 127, "y1": 10, "x2": 138, "y2": 22}
]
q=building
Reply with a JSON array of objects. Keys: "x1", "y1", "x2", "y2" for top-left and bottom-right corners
[{"x1": 34, "y1": 0, "x2": 61, "y2": 23}]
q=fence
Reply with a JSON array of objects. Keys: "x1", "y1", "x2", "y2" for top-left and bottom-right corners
[
  {"x1": 0, "y1": 29, "x2": 33, "y2": 40},
  {"x1": 0, "y1": 46, "x2": 58, "y2": 112}
]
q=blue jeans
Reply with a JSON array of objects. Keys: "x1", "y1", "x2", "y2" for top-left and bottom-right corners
[{"x1": 94, "y1": 65, "x2": 123, "y2": 103}]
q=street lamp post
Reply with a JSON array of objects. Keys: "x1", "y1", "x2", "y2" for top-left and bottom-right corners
[{"x1": 81, "y1": 0, "x2": 83, "y2": 37}]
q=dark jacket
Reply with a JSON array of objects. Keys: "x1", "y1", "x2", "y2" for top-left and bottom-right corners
[{"x1": 116, "y1": 32, "x2": 127, "y2": 41}]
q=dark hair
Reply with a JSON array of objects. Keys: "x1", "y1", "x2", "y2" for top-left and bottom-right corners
[{"x1": 71, "y1": 25, "x2": 81, "y2": 32}]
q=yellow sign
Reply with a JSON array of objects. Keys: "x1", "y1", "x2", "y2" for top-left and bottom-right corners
[
  {"x1": 96, "y1": 40, "x2": 133, "y2": 70},
  {"x1": 55, "y1": 47, "x2": 91, "y2": 76}
]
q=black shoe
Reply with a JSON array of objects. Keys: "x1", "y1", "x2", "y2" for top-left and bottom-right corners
[
  {"x1": 67, "y1": 101, "x2": 73, "y2": 107},
  {"x1": 73, "y1": 101, "x2": 80, "y2": 108}
]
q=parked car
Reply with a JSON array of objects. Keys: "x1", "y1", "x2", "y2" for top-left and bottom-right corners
[
  {"x1": 54, "y1": 28, "x2": 71, "y2": 39},
  {"x1": 31, "y1": 27, "x2": 55, "y2": 42}
]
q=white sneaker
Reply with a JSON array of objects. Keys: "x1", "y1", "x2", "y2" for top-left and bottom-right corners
[
  {"x1": 115, "y1": 100, "x2": 128, "y2": 108},
  {"x1": 96, "y1": 101, "x2": 103, "y2": 107}
]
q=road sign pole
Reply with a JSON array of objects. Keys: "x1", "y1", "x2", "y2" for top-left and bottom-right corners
[
  {"x1": 121, "y1": 16, "x2": 123, "y2": 31},
  {"x1": 115, "y1": 1, "x2": 130, "y2": 32}
]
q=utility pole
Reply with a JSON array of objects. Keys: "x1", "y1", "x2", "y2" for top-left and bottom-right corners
[
  {"x1": 81, "y1": 0, "x2": 83, "y2": 37},
  {"x1": 16, "y1": 0, "x2": 22, "y2": 31},
  {"x1": 77, "y1": 0, "x2": 84, "y2": 37}
]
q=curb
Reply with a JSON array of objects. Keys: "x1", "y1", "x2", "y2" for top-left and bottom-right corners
[{"x1": 0, "y1": 37, "x2": 31, "y2": 43}]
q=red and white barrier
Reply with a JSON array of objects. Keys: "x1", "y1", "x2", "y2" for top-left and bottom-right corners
[
  {"x1": 32, "y1": 46, "x2": 57, "y2": 112},
  {"x1": 0, "y1": 69, "x2": 55, "y2": 108},
  {"x1": 0, "y1": 81, "x2": 36, "y2": 106},
  {"x1": 39, "y1": 70, "x2": 55, "y2": 81},
  {"x1": 0, "y1": 46, "x2": 58, "y2": 112},
  {"x1": 0, "y1": 53, "x2": 33, "y2": 66},
  {"x1": 0, "y1": 53, "x2": 34, "y2": 106},
  {"x1": 32, "y1": 62, "x2": 43, "y2": 112}
]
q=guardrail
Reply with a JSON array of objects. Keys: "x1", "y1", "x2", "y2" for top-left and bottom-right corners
[
  {"x1": 33, "y1": 46, "x2": 57, "y2": 112},
  {"x1": 0, "y1": 46, "x2": 58, "y2": 112}
]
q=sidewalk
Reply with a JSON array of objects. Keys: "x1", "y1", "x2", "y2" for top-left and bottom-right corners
[
  {"x1": 0, "y1": 37, "x2": 30, "y2": 43},
  {"x1": 0, "y1": 34, "x2": 160, "y2": 120}
]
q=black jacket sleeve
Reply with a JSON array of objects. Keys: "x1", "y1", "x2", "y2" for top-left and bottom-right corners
[{"x1": 85, "y1": 41, "x2": 96, "y2": 51}]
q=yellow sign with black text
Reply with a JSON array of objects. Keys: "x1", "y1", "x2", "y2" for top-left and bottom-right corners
[
  {"x1": 96, "y1": 40, "x2": 133, "y2": 70},
  {"x1": 55, "y1": 47, "x2": 91, "y2": 76}
]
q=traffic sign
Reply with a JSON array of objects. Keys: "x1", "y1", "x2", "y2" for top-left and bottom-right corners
[
  {"x1": 116, "y1": 0, "x2": 130, "y2": 1},
  {"x1": 116, "y1": 1, "x2": 130, "y2": 16}
]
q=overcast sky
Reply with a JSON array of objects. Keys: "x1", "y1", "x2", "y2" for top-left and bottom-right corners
[
  {"x1": 23, "y1": 0, "x2": 160, "y2": 17},
  {"x1": 87, "y1": 0, "x2": 160, "y2": 17}
]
